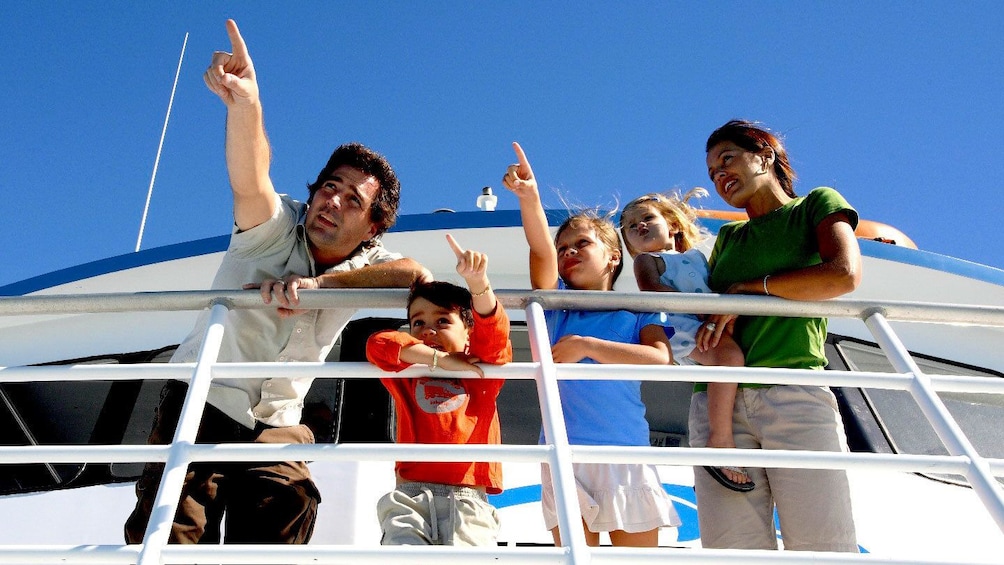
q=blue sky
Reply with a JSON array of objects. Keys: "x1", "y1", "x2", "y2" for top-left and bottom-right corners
[{"x1": 2, "y1": 2, "x2": 1002, "y2": 288}]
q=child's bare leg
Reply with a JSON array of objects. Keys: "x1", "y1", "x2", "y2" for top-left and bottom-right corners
[
  {"x1": 689, "y1": 334, "x2": 752, "y2": 488},
  {"x1": 705, "y1": 381, "x2": 751, "y2": 486},
  {"x1": 706, "y1": 381, "x2": 738, "y2": 449},
  {"x1": 609, "y1": 528, "x2": 659, "y2": 547},
  {"x1": 686, "y1": 344, "x2": 740, "y2": 449},
  {"x1": 551, "y1": 522, "x2": 600, "y2": 547},
  {"x1": 688, "y1": 331, "x2": 745, "y2": 369}
]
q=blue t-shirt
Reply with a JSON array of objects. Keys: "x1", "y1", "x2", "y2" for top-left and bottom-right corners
[{"x1": 541, "y1": 308, "x2": 674, "y2": 446}]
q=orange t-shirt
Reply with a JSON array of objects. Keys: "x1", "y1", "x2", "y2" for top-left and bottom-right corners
[{"x1": 365, "y1": 307, "x2": 512, "y2": 493}]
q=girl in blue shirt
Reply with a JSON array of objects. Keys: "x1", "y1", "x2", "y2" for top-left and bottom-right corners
[{"x1": 502, "y1": 142, "x2": 681, "y2": 547}]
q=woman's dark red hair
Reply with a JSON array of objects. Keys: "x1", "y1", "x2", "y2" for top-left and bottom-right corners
[{"x1": 706, "y1": 120, "x2": 798, "y2": 197}]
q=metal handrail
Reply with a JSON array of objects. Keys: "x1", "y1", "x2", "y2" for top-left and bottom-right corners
[
  {"x1": 4, "y1": 362, "x2": 1004, "y2": 394},
  {"x1": 3, "y1": 289, "x2": 1004, "y2": 326},
  {"x1": 0, "y1": 289, "x2": 1002, "y2": 564},
  {"x1": 3, "y1": 543, "x2": 1002, "y2": 565}
]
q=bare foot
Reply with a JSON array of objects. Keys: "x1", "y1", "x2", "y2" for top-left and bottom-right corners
[{"x1": 706, "y1": 433, "x2": 751, "y2": 486}]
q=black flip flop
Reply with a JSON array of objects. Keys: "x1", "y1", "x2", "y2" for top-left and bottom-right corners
[{"x1": 703, "y1": 465, "x2": 755, "y2": 492}]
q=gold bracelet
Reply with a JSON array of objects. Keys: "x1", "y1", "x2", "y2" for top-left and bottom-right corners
[
  {"x1": 471, "y1": 284, "x2": 491, "y2": 298},
  {"x1": 763, "y1": 274, "x2": 771, "y2": 296},
  {"x1": 430, "y1": 350, "x2": 439, "y2": 372}
]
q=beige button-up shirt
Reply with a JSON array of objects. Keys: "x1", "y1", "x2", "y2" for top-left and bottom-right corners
[{"x1": 171, "y1": 194, "x2": 402, "y2": 428}]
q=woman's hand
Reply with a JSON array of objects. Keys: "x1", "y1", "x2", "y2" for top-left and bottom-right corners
[{"x1": 696, "y1": 313, "x2": 737, "y2": 352}]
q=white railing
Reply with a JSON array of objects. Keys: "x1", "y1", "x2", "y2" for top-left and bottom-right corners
[{"x1": 0, "y1": 289, "x2": 1003, "y2": 564}]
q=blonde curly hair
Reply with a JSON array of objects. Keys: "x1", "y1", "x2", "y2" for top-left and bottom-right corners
[{"x1": 619, "y1": 187, "x2": 709, "y2": 258}]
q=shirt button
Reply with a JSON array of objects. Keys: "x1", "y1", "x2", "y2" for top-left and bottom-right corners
[
  {"x1": 279, "y1": 356, "x2": 287, "y2": 362},
  {"x1": 296, "y1": 328, "x2": 303, "y2": 334}
]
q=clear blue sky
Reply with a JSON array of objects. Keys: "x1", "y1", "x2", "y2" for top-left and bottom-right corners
[{"x1": 2, "y1": 2, "x2": 1002, "y2": 287}]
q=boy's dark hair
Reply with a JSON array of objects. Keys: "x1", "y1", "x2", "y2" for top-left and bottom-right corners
[
  {"x1": 407, "y1": 281, "x2": 474, "y2": 328},
  {"x1": 306, "y1": 142, "x2": 401, "y2": 238}
]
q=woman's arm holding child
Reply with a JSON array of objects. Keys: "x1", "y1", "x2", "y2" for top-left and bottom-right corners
[{"x1": 698, "y1": 212, "x2": 860, "y2": 352}]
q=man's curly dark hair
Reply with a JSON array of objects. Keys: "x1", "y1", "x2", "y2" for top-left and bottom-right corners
[{"x1": 307, "y1": 142, "x2": 401, "y2": 239}]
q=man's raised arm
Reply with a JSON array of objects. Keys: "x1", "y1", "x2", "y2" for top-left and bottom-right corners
[{"x1": 203, "y1": 19, "x2": 277, "y2": 231}]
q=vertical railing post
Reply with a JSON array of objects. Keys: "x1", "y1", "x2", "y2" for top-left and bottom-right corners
[
  {"x1": 864, "y1": 310, "x2": 1004, "y2": 532},
  {"x1": 525, "y1": 301, "x2": 589, "y2": 564},
  {"x1": 137, "y1": 301, "x2": 230, "y2": 565}
]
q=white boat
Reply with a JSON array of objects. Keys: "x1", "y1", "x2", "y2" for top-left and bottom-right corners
[{"x1": 0, "y1": 206, "x2": 1002, "y2": 564}]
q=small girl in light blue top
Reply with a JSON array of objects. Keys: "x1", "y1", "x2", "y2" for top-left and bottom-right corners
[{"x1": 620, "y1": 189, "x2": 751, "y2": 493}]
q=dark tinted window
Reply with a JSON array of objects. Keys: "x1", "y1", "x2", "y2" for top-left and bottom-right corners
[{"x1": 829, "y1": 336, "x2": 1004, "y2": 485}]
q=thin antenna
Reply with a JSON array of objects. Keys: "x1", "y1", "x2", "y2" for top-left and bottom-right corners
[{"x1": 135, "y1": 32, "x2": 189, "y2": 252}]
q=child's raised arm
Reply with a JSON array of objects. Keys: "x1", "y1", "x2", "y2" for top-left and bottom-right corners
[
  {"x1": 502, "y1": 142, "x2": 558, "y2": 290},
  {"x1": 446, "y1": 233, "x2": 497, "y2": 317}
]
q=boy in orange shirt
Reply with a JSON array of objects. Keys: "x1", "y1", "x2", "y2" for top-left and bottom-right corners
[{"x1": 366, "y1": 234, "x2": 512, "y2": 546}]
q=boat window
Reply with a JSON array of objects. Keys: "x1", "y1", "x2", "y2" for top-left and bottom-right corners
[
  {"x1": 495, "y1": 326, "x2": 543, "y2": 446},
  {"x1": 0, "y1": 346, "x2": 177, "y2": 495},
  {"x1": 828, "y1": 336, "x2": 1004, "y2": 486}
]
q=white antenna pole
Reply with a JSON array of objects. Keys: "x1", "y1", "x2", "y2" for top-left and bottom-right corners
[{"x1": 136, "y1": 32, "x2": 189, "y2": 252}]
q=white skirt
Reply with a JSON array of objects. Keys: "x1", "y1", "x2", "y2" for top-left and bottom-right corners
[{"x1": 541, "y1": 462, "x2": 681, "y2": 533}]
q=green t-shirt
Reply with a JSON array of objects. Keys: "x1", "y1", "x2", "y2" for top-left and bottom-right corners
[{"x1": 703, "y1": 187, "x2": 858, "y2": 387}]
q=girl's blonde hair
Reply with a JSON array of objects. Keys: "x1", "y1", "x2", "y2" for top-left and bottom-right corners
[
  {"x1": 555, "y1": 209, "x2": 624, "y2": 286},
  {"x1": 619, "y1": 187, "x2": 709, "y2": 257}
]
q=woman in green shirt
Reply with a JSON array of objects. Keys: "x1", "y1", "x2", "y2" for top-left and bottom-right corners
[{"x1": 691, "y1": 120, "x2": 861, "y2": 552}]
